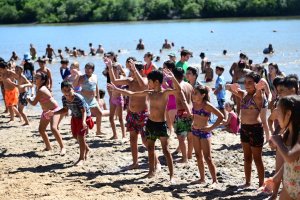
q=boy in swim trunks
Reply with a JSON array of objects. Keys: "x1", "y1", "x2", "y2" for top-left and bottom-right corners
[
  {"x1": 172, "y1": 68, "x2": 193, "y2": 163},
  {"x1": 49, "y1": 81, "x2": 94, "y2": 166},
  {"x1": 108, "y1": 69, "x2": 184, "y2": 182},
  {"x1": 106, "y1": 58, "x2": 161, "y2": 170},
  {"x1": 0, "y1": 61, "x2": 22, "y2": 122},
  {"x1": 15, "y1": 65, "x2": 32, "y2": 125}
]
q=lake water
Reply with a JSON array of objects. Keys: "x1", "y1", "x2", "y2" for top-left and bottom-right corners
[{"x1": 0, "y1": 17, "x2": 300, "y2": 111}]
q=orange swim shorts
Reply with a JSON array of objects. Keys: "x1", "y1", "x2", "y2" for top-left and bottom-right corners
[{"x1": 5, "y1": 87, "x2": 19, "y2": 106}]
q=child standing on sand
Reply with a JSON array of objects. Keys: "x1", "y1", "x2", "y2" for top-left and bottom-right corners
[
  {"x1": 15, "y1": 65, "x2": 32, "y2": 125},
  {"x1": 49, "y1": 81, "x2": 94, "y2": 165},
  {"x1": 108, "y1": 69, "x2": 182, "y2": 182},
  {"x1": 26, "y1": 72, "x2": 65, "y2": 154},
  {"x1": 0, "y1": 61, "x2": 22, "y2": 122},
  {"x1": 191, "y1": 85, "x2": 224, "y2": 185},
  {"x1": 226, "y1": 72, "x2": 265, "y2": 188}
]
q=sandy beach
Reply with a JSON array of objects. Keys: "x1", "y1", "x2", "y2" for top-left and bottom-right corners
[{"x1": 0, "y1": 107, "x2": 277, "y2": 200}]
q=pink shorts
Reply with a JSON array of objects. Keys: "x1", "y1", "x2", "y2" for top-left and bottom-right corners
[
  {"x1": 110, "y1": 96, "x2": 124, "y2": 106},
  {"x1": 167, "y1": 95, "x2": 176, "y2": 111}
]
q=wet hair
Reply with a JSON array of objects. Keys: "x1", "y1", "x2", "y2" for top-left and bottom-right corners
[
  {"x1": 61, "y1": 80, "x2": 73, "y2": 89},
  {"x1": 249, "y1": 59, "x2": 253, "y2": 65},
  {"x1": 85, "y1": 62, "x2": 95, "y2": 71},
  {"x1": 245, "y1": 71, "x2": 261, "y2": 83},
  {"x1": 144, "y1": 52, "x2": 153, "y2": 60},
  {"x1": 147, "y1": 70, "x2": 163, "y2": 84},
  {"x1": 126, "y1": 57, "x2": 137, "y2": 63},
  {"x1": 223, "y1": 50, "x2": 227, "y2": 55},
  {"x1": 195, "y1": 85, "x2": 210, "y2": 102},
  {"x1": 256, "y1": 65, "x2": 268, "y2": 80},
  {"x1": 181, "y1": 50, "x2": 191, "y2": 57},
  {"x1": 238, "y1": 60, "x2": 246, "y2": 69},
  {"x1": 199, "y1": 52, "x2": 205, "y2": 58},
  {"x1": 187, "y1": 66, "x2": 198, "y2": 78},
  {"x1": 273, "y1": 76, "x2": 284, "y2": 89},
  {"x1": 283, "y1": 74, "x2": 299, "y2": 94},
  {"x1": 173, "y1": 67, "x2": 184, "y2": 81},
  {"x1": 99, "y1": 89, "x2": 106, "y2": 99},
  {"x1": 134, "y1": 61, "x2": 144, "y2": 71},
  {"x1": 0, "y1": 61, "x2": 8, "y2": 69},
  {"x1": 216, "y1": 66, "x2": 225, "y2": 72},
  {"x1": 278, "y1": 95, "x2": 300, "y2": 147},
  {"x1": 163, "y1": 60, "x2": 175, "y2": 72}
]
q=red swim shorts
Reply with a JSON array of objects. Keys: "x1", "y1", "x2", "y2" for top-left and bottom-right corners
[{"x1": 71, "y1": 116, "x2": 94, "y2": 137}]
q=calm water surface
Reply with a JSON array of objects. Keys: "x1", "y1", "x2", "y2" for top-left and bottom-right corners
[{"x1": 0, "y1": 18, "x2": 300, "y2": 110}]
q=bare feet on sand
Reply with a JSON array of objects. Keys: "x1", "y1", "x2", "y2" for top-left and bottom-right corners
[
  {"x1": 110, "y1": 136, "x2": 118, "y2": 140},
  {"x1": 127, "y1": 163, "x2": 139, "y2": 170},
  {"x1": 75, "y1": 159, "x2": 84, "y2": 166},
  {"x1": 191, "y1": 179, "x2": 206, "y2": 184},
  {"x1": 145, "y1": 172, "x2": 155, "y2": 178},
  {"x1": 60, "y1": 148, "x2": 66, "y2": 156},
  {"x1": 155, "y1": 163, "x2": 162, "y2": 172}
]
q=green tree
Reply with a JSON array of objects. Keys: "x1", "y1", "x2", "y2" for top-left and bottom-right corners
[
  {"x1": 0, "y1": 4, "x2": 19, "y2": 23},
  {"x1": 181, "y1": 0, "x2": 205, "y2": 18},
  {"x1": 143, "y1": 0, "x2": 174, "y2": 19}
]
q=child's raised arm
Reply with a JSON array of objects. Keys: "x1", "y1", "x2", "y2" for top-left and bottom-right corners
[
  {"x1": 107, "y1": 83, "x2": 150, "y2": 97},
  {"x1": 106, "y1": 58, "x2": 131, "y2": 86},
  {"x1": 225, "y1": 83, "x2": 245, "y2": 99}
]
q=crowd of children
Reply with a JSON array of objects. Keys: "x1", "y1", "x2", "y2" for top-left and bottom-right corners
[{"x1": 1, "y1": 42, "x2": 300, "y2": 200}]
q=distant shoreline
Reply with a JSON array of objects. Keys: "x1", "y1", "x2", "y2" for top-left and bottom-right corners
[{"x1": 1, "y1": 15, "x2": 300, "y2": 26}]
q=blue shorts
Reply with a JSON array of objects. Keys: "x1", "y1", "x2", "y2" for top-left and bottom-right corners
[{"x1": 217, "y1": 99, "x2": 225, "y2": 109}]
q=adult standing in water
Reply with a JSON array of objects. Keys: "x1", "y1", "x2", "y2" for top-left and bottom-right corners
[
  {"x1": 45, "y1": 44, "x2": 56, "y2": 64},
  {"x1": 30, "y1": 44, "x2": 37, "y2": 60},
  {"x1": 136, "y1": 39, "x2": 145, "y2": 50}
]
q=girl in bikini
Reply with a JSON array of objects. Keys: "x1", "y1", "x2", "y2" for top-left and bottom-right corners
[
  {"x1": 270, "y1": 95, "x2": 300, "y2": 200},
  {"x1": 192, "y1": 85, "x2": 224, "y2": 185},
  {"x1": 226, "y1": 71, "x2": 265, "y2": 188},
  {"x1": 27, "y1": 72, "x2": 65, "y2": 154}
]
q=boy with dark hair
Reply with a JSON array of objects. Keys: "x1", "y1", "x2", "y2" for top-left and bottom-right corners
[
  {"x1": 60, "y1": 58, "x2": 70, "y2": 80},
  {"x1": 186, "y1": 66, "x2": 202, "y2": 88},
  {"x1": 176, "y1": 50, "x2": 191, "y2": 73},
  {"x1": 106, "y1": 58, "x2": 161, "y2": 170},
  {"x1": 213, "y1": 66, "x2": 226, "y2": 118},
  {"x1": 108, "y1": 69, "x2": 184, "y2": 182},
  {"x1": 49, "y1": 81, "x2": 94, "y2": 166}
]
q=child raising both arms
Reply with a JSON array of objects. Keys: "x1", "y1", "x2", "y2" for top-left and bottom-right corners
[{"x1": 108, "y1": 69, "x2": 186, "y2": 182}]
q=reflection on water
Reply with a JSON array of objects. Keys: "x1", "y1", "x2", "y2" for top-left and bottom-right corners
[{"x1": 0, "y1": 18, "x2": 300, "y2": 110}]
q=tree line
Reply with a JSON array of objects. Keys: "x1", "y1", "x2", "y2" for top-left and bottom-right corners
[{"x1": 0, "y1": 0, "x2": 300, "y2": 24}]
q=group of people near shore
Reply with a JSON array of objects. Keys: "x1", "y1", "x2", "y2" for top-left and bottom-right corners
[{"x1": 0, "y1": 41, "x2": 299, "y2": 200}]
